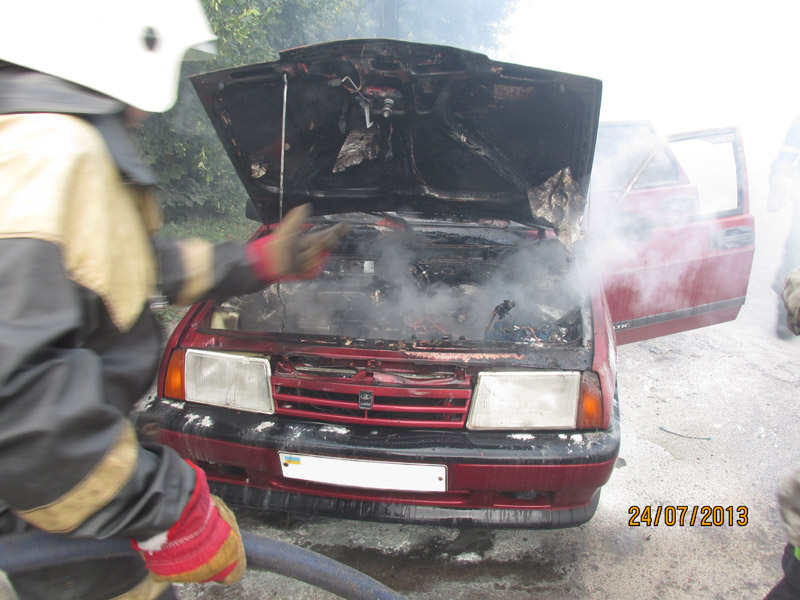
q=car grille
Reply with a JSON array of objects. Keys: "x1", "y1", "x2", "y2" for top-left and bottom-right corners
[{"x1": 271, "y1": 375, "x2": 472, "y2": 428}]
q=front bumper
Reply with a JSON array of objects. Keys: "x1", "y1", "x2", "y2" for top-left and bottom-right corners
[{"x1": 144, "y1": 395, "x2": 620, "y2": 528}]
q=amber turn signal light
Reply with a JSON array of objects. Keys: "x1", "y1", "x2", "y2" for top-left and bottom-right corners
[
  {"x1": 577, "y1": 371, "x2": 603, "y2": 429},
  {"x1": 163, "y1": 348, "x2": 186, "y2": 400}
]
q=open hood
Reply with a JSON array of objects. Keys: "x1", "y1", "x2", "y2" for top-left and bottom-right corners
[{"x1": 191, "y1": 40, "x2": 602, "y2": 242}]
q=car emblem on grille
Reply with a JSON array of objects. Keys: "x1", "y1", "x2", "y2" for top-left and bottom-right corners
[{"x1": 358, "y1": 390, "x2": 374, "y2": 410}]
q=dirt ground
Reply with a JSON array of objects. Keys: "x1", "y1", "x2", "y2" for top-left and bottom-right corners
[{"x1": 174, "y1": 205, "x2": 799, "y2": 600}]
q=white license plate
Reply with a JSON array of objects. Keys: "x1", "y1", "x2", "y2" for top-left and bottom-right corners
[{"x1": 278, "y1": 452, "x2": 447, "y2": 492}]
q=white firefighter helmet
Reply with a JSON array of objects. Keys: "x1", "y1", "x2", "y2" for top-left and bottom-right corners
[{"x1": 0, "y1": 0, "x2": 215, "y2": 113}]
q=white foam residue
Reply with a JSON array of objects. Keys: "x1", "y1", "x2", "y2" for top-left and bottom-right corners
[
  {"x1": 508, "y1": 433, "x2": 535, "y2": 441},
  {"x1": 320, "y1": 425, "x2": 350, "y2": 435},
  {"x1": 453, "y1": 552, "x2": 482, "y2": 564},
  {"x1": 558, "y1": 434, "x2": 568, "y2": 440},
  {"x1": 199, "y1": 415, "x2": 214, "y2": 428},
  {"x1": 254, "y1": 420, "x2": 276, "y2": 432},
  {"x1": 570, "y1": 434, "x2": 584, "y2": 444}
]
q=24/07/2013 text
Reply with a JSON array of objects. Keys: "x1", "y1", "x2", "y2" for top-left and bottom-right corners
[{"x1": 628, "y1": 505, "x2": 748, "y2": 527}]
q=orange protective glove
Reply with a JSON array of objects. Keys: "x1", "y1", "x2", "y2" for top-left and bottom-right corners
[
  {"x1": 246, "y1": 204, "x2": 349, "y2": 281},
  {"x1": 132, "y1": 462, "x2": 246, "y2": 584}
]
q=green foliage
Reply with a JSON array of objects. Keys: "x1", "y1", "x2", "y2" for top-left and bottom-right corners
[
  {"x1": 134, "y1": 0, "x2": 515, "y2": 222},
  {"x1": 159, "y1": 213, "x2": 259, "y2": 244}
]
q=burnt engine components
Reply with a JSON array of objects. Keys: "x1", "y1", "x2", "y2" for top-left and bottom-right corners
[{"x1": 212, "y1": 226, "x2": 583, "y2": 347}]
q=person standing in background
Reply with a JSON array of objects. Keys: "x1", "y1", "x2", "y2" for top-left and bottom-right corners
[
  {"x1": 768, "y1": 116, "x2": 800, "y2": 338},
  {"x1": 765, "y1": 270, "x2": 800, "y2": 598}
]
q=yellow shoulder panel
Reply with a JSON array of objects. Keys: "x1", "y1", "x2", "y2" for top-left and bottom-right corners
[{"x1": 0, "y1": 113, "x2": 156, "y2": 331}]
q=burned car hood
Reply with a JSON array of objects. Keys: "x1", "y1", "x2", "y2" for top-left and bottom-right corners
[{"x1": 191, "y1": 39, "x2": 602, "y2": 245}]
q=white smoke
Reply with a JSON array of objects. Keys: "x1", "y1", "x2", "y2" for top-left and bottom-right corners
[
  {"x1": 498, "y1": 0, "x2": 800, "y2": 279},
  {"x1": 498, "y1": 1, "x2": 795, "y2": 332}
]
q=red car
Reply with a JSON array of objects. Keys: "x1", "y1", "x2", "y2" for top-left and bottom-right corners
[{"x1": 143, "y1": 41, "x2": 753, "y2": 528}]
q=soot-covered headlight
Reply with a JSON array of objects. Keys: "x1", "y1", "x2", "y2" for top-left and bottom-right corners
[
  {"x1": 466, "y1": 371, "x2": 603, "y2": 430},
  {"x1": 163, "y1": 348, "x2": 274, "y2": 414}
]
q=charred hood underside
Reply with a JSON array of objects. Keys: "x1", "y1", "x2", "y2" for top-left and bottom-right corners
[{"x1": 191, "y1": 40, "x2": 602, "y2": 245}]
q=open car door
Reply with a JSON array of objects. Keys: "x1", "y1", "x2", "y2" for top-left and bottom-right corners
[{"x1": 590, "y1": 122, "x2": 754, "y2": 345}]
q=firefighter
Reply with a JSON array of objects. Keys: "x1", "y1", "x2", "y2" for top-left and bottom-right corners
[
  {"x1": 765, "y1": 269, "x2": 800, "y2": 599},
  {"x1": 768, "y1": 116, "x2": 800, "y2": 338},
  {"x1": 0, "y1": 2, "x2": 347, "y2": 598}
]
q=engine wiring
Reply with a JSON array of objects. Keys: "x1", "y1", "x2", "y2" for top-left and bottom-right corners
[
  {"x1": 484, "y1": 299, "x2": 516, "y2": 335},
  {"x1": 410, "y1": 317, "x2": 447, "y2": 338}
]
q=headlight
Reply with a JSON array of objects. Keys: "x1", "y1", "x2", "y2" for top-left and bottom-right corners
[
  {"x1": 466, "y1": 371, "x2": 603, "y2": 430},
  {"x1": 164, "y1": 348, "x2": 274, "y2": 414}
]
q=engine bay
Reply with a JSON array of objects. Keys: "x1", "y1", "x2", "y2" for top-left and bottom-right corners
[{"x1": 209, "y1": 218, "x2": 585, "y2": 349}]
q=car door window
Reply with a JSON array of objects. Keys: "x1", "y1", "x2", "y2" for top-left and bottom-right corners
[
  {"x1": 621, "y1": 130, "x2": 743, "y2": 225},
  {"x1": 635, "y1": 148, "x2": 680, "y2": 187},
  {"x1": 662, "y1": 135, "x2": 740, "y2": 218}
]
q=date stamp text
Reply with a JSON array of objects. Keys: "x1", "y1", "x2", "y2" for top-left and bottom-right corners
[{"x1": 628, "y1": 505, "x2": 748, "y2": 527}]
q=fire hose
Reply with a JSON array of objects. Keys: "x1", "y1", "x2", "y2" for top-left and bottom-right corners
[{"x1": 0, "y1": 530, "x2": 406, "y2": 600}]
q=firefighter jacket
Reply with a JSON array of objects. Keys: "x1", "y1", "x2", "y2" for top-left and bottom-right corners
[{"x1": 0, "y1": 72, "x2": 270, "y2": 600}]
